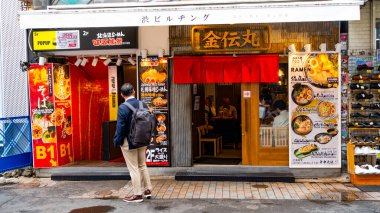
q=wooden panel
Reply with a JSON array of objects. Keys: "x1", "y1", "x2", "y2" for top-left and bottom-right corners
[
  {"x1": 170, "y1": 22, "x2": 339, "y2": 55},
  {"x1": 170, "y1": 69, "x2": 192, "y2": 167},
  {"x1": 241, "y1": 83, "x2": 260, "y2": 165}
]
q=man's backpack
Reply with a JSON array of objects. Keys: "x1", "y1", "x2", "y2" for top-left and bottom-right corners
[{"x1": 123, "y1": 101, "x2": 155, "y2": 148}]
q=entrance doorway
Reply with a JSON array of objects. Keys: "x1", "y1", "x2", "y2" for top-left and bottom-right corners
[{"x1": 192, "y1": 83, "x2": 242, "y2": 165}]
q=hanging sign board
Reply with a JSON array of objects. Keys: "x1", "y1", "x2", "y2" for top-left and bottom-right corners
[
  {"x1": 288, "y1": 52, "x2": 341, "y2": 168},
  {"x1": 32, "y1": 27, "x2": 138, "y2": 51},
  {"x1": 138, "y1": 56, "x2": 171, "y2": 167}
]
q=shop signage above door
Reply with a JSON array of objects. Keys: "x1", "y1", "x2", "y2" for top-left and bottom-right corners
[
  {"x1": 191, "y1": 25, "x2": 271, "y2": 52},
  {"x1": 31, "y1": 27, "x2": 138, "y2": 51}
]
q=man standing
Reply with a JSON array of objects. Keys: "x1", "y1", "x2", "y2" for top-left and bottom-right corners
[{"x1": 114, "y1": 83, "x2": 152, "y2": 203}]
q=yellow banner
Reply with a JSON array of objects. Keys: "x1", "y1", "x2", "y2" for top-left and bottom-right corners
[
  {"x1": 108, "y1": 66, "x2": 118, "y2": 121},
  {"x1": 33, "y1": 31, "x2": 57, "y2": 51}
]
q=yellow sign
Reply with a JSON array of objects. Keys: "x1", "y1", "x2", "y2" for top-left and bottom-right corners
[
  {"x1": 33, "y1": 31, "x2": 57, "y2": 51},
  {"x1": 108, "y1": 66, "x2": 118, "y2": 121},
  {"x1": 192, "y1": 25, "x2": 271, "y2": 52}
]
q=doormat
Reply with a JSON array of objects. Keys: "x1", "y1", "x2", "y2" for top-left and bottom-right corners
[
  {"x1": 194, "y1": 158, "x2": 241, "y2": 165},
  {"x1": 356, "y1": 185, "x2": 380, "y2": 192}
]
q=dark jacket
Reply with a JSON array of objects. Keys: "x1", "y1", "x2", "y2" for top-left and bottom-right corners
[{"x1": 113, "y1": 98, "x2": 147, "y2": 149}]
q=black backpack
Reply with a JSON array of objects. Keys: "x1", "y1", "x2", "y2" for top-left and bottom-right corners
[{"x1": 123, "y1": 101, "x2": 155, "y2": 148}]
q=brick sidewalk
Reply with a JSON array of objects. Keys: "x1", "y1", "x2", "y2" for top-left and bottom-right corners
[{"x1": 75, "y1": 180, "x2": 380, "y2": 201}]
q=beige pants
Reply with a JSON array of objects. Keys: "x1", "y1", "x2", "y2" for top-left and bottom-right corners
[{"x1": 120, "y1": 138, "x2": 152, "y2": 195}]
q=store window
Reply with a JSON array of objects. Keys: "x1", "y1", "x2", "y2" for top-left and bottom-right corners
[{"x1": 376, "y1": 19, "x2": 380, "y2": 49}]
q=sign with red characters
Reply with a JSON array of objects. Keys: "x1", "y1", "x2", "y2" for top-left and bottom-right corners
[{"x1": 29, "y1": 64, "x2": 74, "y2": 168}]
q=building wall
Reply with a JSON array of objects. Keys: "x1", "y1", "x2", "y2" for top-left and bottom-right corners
[
  {"x1": 348, "y1": 2, "x2": 372, "y2": 50},
  {"x1": 0, "y1": 0, "x2": 28, "y2": 118}
]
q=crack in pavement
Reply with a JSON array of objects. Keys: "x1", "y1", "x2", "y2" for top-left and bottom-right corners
[{"x1": 0, "y1": 196, "x2": 17, "y2": 208}]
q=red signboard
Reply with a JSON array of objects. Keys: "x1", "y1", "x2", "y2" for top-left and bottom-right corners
[{"x1": 28, "y1": 64, "x2": 73, "y2": 168}]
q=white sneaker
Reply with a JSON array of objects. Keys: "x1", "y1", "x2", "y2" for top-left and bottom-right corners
[
  {"x1": 355, "y1": 147, "x2": 363, "y2": 155},
  {"x1": 362, "y1": 146, "x2": 371, "y2": 154},
  {"x1": 374, "y1": 165, "x2": 380, "y2": 174},
  {"x1": 367, "y1": 165, "x2": 378, "y2": 174},
  {"x1": 360, "y1": 164, "x2": 372, "y2": 174},
  {"x1": 355, "y1": 165, "x2": 365, "y2": 174}
]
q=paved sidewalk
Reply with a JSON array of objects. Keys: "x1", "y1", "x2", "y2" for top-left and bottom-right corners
[{"x1": 69, "y1": 179, "x2": 380, "y2": 201}]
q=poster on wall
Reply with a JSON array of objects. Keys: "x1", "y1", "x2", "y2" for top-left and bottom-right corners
[
  {"x1": 288, "y1": 52, "x2": 341, "y2": 168},
  {"x1": 28, "y1": 64, "x2": 74, "y2": 168},
  {"x1": 138, "y1": 56, "x2": 170, "y2": 166}
]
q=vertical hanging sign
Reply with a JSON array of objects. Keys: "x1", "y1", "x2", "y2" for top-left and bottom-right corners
[
  {"x1": 289, "y1": 52, "x2": 341, "y2": 168},
  {"x1": 138, "y1": 57, "x2": 170, "y2": 166},
  {"x1": 108, "y1": 66, "x2": 118, "y2": 121}
]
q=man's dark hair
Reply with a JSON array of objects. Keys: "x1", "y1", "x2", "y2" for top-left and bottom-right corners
[
  {"x1": 273, "y1": 100, "x2": 286, "y2": 111},
  {"x1": 121, "y1": 83, "x2": 135, "y2": 97}
]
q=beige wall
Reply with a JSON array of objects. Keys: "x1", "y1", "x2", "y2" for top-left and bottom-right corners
[
  {"x1": 349, "y1": 2, "x2": 372, "y2": 50},
  {"x1": 139, "y1": 26, "x2": 169, "y2": 56},
  {"x1": 349, "y1": 0, "x2": 380, "y2": 51}
]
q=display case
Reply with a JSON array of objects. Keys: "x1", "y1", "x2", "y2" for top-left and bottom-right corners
[{"x1": 347, "y1": 59, "x2": 380, "y2": 185}]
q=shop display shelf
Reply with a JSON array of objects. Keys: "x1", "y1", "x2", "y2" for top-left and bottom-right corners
[
  {"x1": 349, "y1": 127, "x2": 380, "y2": 130},
  {"x1": 350, "y1": 142, "x2": 380, "y2": 146},
  {"x1": 354, "y1": 154, "x2": 378, "y2": 156},
  {"x1": 351, "y1": 80, "x2": 380, "y2": 83}
]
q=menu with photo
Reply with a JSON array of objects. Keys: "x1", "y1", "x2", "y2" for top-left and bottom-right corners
[
  {"x1": 289, "y1": 53, "x2": 341, "y2": 168},
  {"x1": 138, "y1": 56, "x2": 170, "y2": 166}
]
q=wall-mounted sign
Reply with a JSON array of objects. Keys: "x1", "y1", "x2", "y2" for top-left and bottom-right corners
[
  {"x1": 138, "y1": 56, "x2": 170, "y2": 167},
  {"x1": 192, "y1": 25, "x2": 271, "y2": 52},
  {"x1": 32, "y1": 27, "x2": 138, "y2": 51},
  {"x1": 108, "y1": 66, "x2": 118, "y2": 121}
]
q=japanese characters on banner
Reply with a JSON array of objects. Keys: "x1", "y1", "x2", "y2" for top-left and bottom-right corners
[
  {"x1": 289, "y1": 53, "x2": 341, "y2": 168},
  {"x1": 29, "y1": 64, "x2": 73, "y2": 168},
  {"x1": 108, "y1": 66, "x2": 118, "y2": 121},
  {"x1": 138, "y1": 57, "x2": 170, "y2": 166}
]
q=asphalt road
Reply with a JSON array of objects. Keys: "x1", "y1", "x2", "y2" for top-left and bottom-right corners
[{"x1": 1, "y1": 179, "x2": 380, "y2": 213}]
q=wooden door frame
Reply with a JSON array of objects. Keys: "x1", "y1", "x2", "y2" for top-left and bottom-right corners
[{"x1": 241, "y1": 83, "x2": 289, "y2": 166}]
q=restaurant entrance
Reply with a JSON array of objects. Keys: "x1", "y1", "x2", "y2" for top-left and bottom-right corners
[{"x1": 192, "y1": 83, "x2": 242, "y2": 165}]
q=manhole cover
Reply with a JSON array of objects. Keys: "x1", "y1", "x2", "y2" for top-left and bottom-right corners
[{"x1": 251, "y1": 184, "x2": 268, "y2": 189}]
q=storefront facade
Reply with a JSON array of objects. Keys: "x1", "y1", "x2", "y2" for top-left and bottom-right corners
[{"x1": 18, "y1": 0, "x2": 366, "y2": 178}]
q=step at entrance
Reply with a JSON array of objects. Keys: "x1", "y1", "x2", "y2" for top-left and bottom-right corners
[
  {"x1": 175, "y1": 172, "x2": 295, "y2": 182},
  {"x1": 51, "y1": 172, "x2": 131, "y2": 181}
]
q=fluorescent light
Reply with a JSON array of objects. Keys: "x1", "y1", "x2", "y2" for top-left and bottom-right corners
[
  {"x1": 304, "y1": 44, "x2": 311, "y2": 52},
  {"x1": 92, "y1": 57, "x2": 98, "y2": 66},
  {"x1": 75, "y1": 57, "x2": 82, "y2": 67},
  {"x1": 38, "y1": 57, "x2": 46, "y2": 66},
  {"x1": 128, "y1": 57, "x2": 136, "y2": 65},
  {"x1": 80, "y1": 57, "x2": 88, "y2": 66},
  {"x1": 103, "y1": 58, "x2": 112, "y2": 66},
  {"x1": 116, "y1": 56, "x2": 123, "y2": 66}
]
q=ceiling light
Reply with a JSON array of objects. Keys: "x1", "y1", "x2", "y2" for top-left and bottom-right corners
[
  {"x1": 158, "y1": 48, "x2": 164, "y2": 58},
  {"x1": 92, "y1": 57, "x2": 98, "y2": 67},
  {"x1": 75, "y1": 57, "x2": 82, "y2": 67},
  {"x1": 335, "y1": 43, "x2": 341, "y2": 52},
  {"x1": 38, "y1": 57, "x2": 46, "y2": 66},
  {"x1": 141, "y1": 49, "x2": 148, "y2": 59},
  {"x1": 304, "y1": 44, "x2": 311, "y2": 53},
  {"x1": 103, "y1": 58, "x2": 112, "y2": 66},
  {"x1": 288, "y1": 44, "x2": 296, "y2": 53},
  {"x1": 319, "y1": 43, "x2": 326, "y2": 52},
  {"x1": 128, "y1": 56, "x2": 136, "y2": 66},
  {"x1": 80, "y1": 57, "x2": 88, "y2": 66},
  {"x1": 116, "y1": 55, "x2": 122, "y2": 66}
]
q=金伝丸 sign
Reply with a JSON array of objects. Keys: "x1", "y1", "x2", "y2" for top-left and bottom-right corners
[{"x1": 192, "y1": 25, "x2": 271, "y2": 52}]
